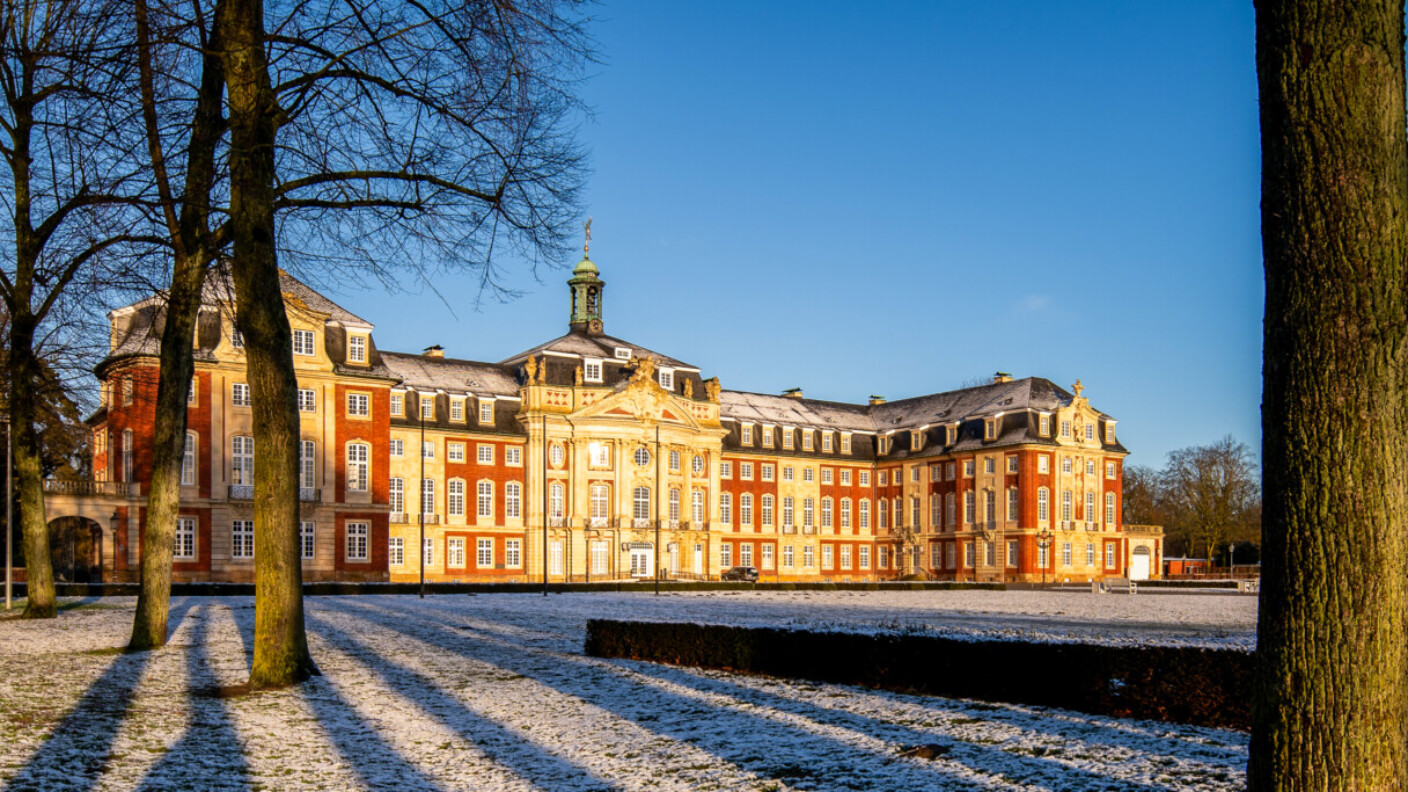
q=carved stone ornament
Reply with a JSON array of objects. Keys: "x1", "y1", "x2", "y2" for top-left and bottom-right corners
[
  {"x1": 683, "y1": 379, "x2": 694, "y2": 399},
  {"x1": 704, "y1": 377, "x2": 721, "y2": 403},
  {"x1": 632, "y1": 355, "x2": 657, "y2": 384},
  {"x1": 574, "y1": 365, "x2": 584, "y2": 386},
  {"x1": 1072, "y1": 379, "x2": 1084, "y2": 398},
  {"x1": 524, "y1": 355, "x2": 539, "y2": 384}
]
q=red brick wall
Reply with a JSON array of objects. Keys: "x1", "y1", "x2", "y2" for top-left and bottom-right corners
[
  {"x1": 334, "y1": 384, "x2": 390, "y2": 504},
  {"x1": 442, "y1": 437, "x2": 525, "y2": 523}
]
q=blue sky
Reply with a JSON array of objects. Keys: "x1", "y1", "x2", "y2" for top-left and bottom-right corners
[{"x1": 334, "y1": 1, "x2": 1263, "y2": 470}]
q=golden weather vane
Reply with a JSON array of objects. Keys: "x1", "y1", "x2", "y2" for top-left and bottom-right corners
[{"x1": 583, "y1": 216, "x2": 592, "y2": 255}]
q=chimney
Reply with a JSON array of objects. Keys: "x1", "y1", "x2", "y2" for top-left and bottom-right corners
[
  {"x1": 423, "y1": 345, "x2": 444, "y2": 359},
  {"x1": 869, "y1": 395, "x2": 886, "y2": 406},
  {"x1": 993, "y1": 371, "x2": 1013, "y2": 384},
  {"x1": 782, "y1": 387, "x2": 804, "y2": 399}
]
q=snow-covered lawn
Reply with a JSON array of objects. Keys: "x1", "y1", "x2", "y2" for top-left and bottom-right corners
[{"x1": 0, "y1": 591, "x2": 1253, "y2": 791}]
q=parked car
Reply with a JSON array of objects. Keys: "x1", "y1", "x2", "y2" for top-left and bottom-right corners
[{"x1": 722, "y1": 566, "x2": 759, "y2": 582}]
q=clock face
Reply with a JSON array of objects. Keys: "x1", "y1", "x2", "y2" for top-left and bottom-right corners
[{"x1": 589, "y1": 319, "x2": 603, "y2": 334}]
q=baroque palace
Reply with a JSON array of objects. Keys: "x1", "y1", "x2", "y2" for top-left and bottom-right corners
[{"x1": 54, "y1": 251, "x2": 1162, "y2": 584}]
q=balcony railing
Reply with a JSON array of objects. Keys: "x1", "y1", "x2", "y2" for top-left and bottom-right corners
[
  {"x1": 589, "y1": 516, "x2": 611, "y2": 528},
  {"x1": 549, "y1": 517, "x2": 567, "y2": 528},
  {"x1": 632, "y1": 517, "x2": 652, "y2": 529},
  {"x1": 420, "y1": 514, "x2": 441, "y2": 525},
  {"x1": 229, "y1": 485, "x2": 253, "y2": 500},
  {"x1": 390, "y1": 512, "x2": 408, "y2": 524},
  {"x1": 802, "y1": 524, "x2": 817, "y2": 535},
  {"x1": 42, "y1": 480, "x2": 138, "y2": 498},
  {"x1": 781, "y1": 524, "x2": 796, "y2": 535}
]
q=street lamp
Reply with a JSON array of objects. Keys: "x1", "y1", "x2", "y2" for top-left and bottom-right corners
[
  {"x1": 1037, "y1": 527, "x2": 1053, "y2": 587},
  {"x1": 3, "y1": 415, "x2": 10, "y2": 609}
]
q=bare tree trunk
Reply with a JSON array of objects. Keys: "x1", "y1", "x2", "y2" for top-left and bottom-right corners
[
  {"x1": 11, "y1": 316, "x2": 53, "y2": 619},
  {"x1": 1252, "y1": 1, "x2": 1408, "y2": 788},
  {"x1": 128, "y1": 0, "x2": 226, "y2": 651},
  {"x1": 221, "y1": 0, "x2": 316, "y2": 688}
]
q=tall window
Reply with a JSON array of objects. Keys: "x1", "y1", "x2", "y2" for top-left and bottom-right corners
[
  {"x1": 840, "y1": 498, "x2": 852, "y2": 530},
  {"x1": 182, "y1": 433, "x2": 197, "y2": 486},
  {"x1": 984, "y1": 491, "x2": 995, "y2": 524},
  {"x1": 349, "y1": 335, "x2": 366, "y2": 363},
  {"x1": 1062, "y1": 490, "x2": 1073, "y2": 522},
  {"x1": 448, "y1": 480, "x2": 465, "y2": 517},
  {"x1": 590, "y1": 484, "x2": 609, "y2": 521},
  {"x1": 421, "y1": 478, "x2": 436, "y2": 515},
  {"x1": 232, "y1": 382, "x2": 250, "y2": 407},
  {"x1": 1086, "y1": 492, "x2": 1096, "y2": 524},
  {"x1": 477, "y1": 538, "x2": 493, "y2": 567},
  {"x1": 1038, "y1": 487, "x2": 1050, "y2": 521},
  {"x1": 505, "y1": 482, "x2": 522, "y2": 518},
  {"x1": 963, "y1": 491, "x2": 975, "y2": 524},
  {"x1": 122, "y1": 429, "x2": 134, "y2": 483},
  {"x1": 859, "y1": 499, "x2": 870, "y2": 530},
  {"x1": 346, "y1": 443, "x2": 368, "y2": 492},
  {"x1": 421, "y1": 397, "x2": 434, "y2": 420},
  {"x1": 449, "y1": 538, "x2": 466, "y2": 567},
  {"x1": 878, "y1": 498, "x2": 889, "y2": 529},
  {"x1": 232, "y1": 435, "x2": 254, "y2": 486},
  {"x1": 761, "y1": 494, "x2": 774, "y2": 527},
  {"x1": 300, "y1": 441, "x2": 316, "y2": 492},
  {"x1": 550, "y1": 482, "x2": 565, "y2": 520},
  {"x1": 1007, "y1": 488, "x2": 1019, "y2": 522},
  {"x1": 478, "y1": 481, "x2": 494, "y2": 518},
  {"x1": 1106, "y1": 492, "x2": 1117, "y2": 525},
  {"x1": 804, "y1": 545, "x2": 815, "y2": 567},
  {"x1": 803, "y1": 497, "x2": 815, "y2": 528},
  {"x1": 691, "y1": 490, "x2": 704, "y2": 524},
  {"x1": 298, "y1": 388, "x2": 316, "y2": 412},
  {"x1": 782, "y1": 496, "x2": 795, "y2": 527},
  {"x1": 739, "y1": 493, "x2": 752, "y2": 526},
  {"x1": 175, "y1": 517, "x2": 196, "y2": 560},
  {"x1": 633, "y1": 486, "x2": 652, "y2": 521},
  {"x1": 721, "y1": 492, "x2": 733, "y2": 524},
  {"x1": 669, "y1": 488, "x2": 681, "y2": 523},
  {"x1": 946, "y1": 493, "x2": 956, "y2": 527},
  {"x1": 930, "y1": 494, "x2": 941, "y2": 528},
  {"x1": 821, "y1": 497, "x2": 833, "y2": 529},
  {"x1": 389, "y1": 537, "x2": 404, "y2": 566},
  {"x1": 424, "y1": 538, "x2": 435, "y2": 567},
  {"x1": 232, "y1": 520, "x2": 254, "y2": 559},
  {"x1": 506, "y1": 539, "x2": 522, "y2": 568},
  {"x1": 591, "y1": 541, "x2": 608, "y2": 575},
  {"x1": 389, "y1": 477, "x2": 404, "y2": 514},
  {"x1": 301, "y1": 521, "x2": 316, "y2": 560}
]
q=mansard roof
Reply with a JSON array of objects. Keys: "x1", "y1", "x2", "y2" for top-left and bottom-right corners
[
  {"x1": 718, "y1": 390, "x2": 877, "y2": 433},
  {"x1": 380, "y1": 351, "x2": 520, "y2": 398}
]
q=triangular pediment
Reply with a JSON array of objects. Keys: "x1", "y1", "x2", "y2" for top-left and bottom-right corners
[{"x1": 570, "y1": 378, "x2": 704, "y2": 430}]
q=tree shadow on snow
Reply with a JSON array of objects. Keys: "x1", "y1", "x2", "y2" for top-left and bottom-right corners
[
  {"x1": 304, "y1": 610, "x2": 615, "y2": 792},
  {"x1": 2, "y1": 599, "x2": 197, "y2": 792},
  {"x1": 323, "y1": 598, "x2": 1019, "y2": 792},
  {"x1": 135, "y1": 604, "x2": 254, "y2": 791}
]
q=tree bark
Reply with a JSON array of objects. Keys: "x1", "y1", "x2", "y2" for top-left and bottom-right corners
[
  {"x1": 128, "y1": 0, "x2": 226, "y2": 651},
  {"x1": 11, "y1": 316, "x2": 53, "y2": 619},
  {"x1": 220, "y1": 0, "x2": 317, "y2": 688},
  {"x1": 1252, "y1": 1, "x2": 1408, "y2": 789}
]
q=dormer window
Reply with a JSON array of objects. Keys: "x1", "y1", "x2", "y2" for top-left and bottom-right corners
[
  {"x1": 391, "y1": 394, "x2": 403, "y2": 415},
  {"x1": 658, "y1": 367, "x2": 674, "y2": 390},
  {"x1": 762, "y1": 426, "x2": 774, "y2": 447},
  {"x1": 946, "y1": 425, "x2": 958, "y2": 445},
  {"x1": 230, "y1": 327, "x2": 244, "y2": 349},
  {"x1": 822, "y1": 432, "x2": 833, "y2": 452},
  {"x1": 292, "y1": 329, "x2": 315, "y2": 356},
  {"x1": 1085, "y1": 423, "x2": 1096, "y2": 441},
  {"x1": 1038, "y1": 414, "x2": 1051, "y2": 436},
  {"x1": 614, "y1": 347, "x2": 632, "y2": 360},
  {"x1": 802, "y1": 432, "x2": 814, "y2": 451},
  {"x1": 782, "y1": 429, "x2": 793, "y2": 450},
  {"x1": 911, "y1": 432, "x2": 923, "y2": 451},
  {"x1": 841, "y1": 433, "x2": 852, "y2": 454},
  {"x1": 1106, "y1": 421, "x2": 1116, "y2": 443},
  {"x1": 420, "y1": 396, "x2": 434, "y2": 420},
  {"x1": 984, "y1": 419, "x2": 997, "y2": 441},
  {"x1": 349, "y1": 335, "x2": 366, "y2": 363},
  {"x1": 741, "y1": 424, "x2": 753, "y2": 445},
  {"x1": 1061, "y1": 420, "x2": 1072, "y2": 439},
  {"x1": 584, "y1": 358, "x2": 603, "y2": 383},
  {"x1": 479, "y1": 399, "x2": 494, "y2": 424}
]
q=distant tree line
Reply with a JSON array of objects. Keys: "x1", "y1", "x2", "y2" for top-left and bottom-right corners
[{"x1": 1122, "y1": 435, "x2": 1260, "y2": 565}]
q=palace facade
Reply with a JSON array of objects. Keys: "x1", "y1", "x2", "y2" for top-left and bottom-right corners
[{"x1": 59, "y1": 253, "x2": 1161, "y2": 584}]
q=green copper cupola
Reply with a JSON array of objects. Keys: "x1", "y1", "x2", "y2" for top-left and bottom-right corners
[{"x1": 569, "y1": 219, "x2": 605, "y2": 335}]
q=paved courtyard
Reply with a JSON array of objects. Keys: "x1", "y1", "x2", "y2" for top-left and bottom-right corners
[{"x1": 0, "y1": 590, "x2": 1254, "y2": 790}]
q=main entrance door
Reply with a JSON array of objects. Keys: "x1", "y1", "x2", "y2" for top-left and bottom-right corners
[
  {"x1": 1130, "y1": 547, "x2": 1151, "y2": 581},
  {"x1": 629, "y1": 547, "x2": 654, "y2": 578}
]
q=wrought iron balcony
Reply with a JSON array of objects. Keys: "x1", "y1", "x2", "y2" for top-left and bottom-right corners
[
  {"x1": 389, "y1": 512, "x2": 408, "y2": 524},
  {"x1": 42, "y1": 480, "x2": 138, "y2": 498},
  {"x1": 300, "y1": 488, "x2": 320, "y2": 502},
  {"x1": 229, "y1": 485, "x2": 253, "y2": 500}
]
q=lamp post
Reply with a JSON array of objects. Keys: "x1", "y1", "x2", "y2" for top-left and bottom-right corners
[
  {"x1": 3, "y1": 416, "x2": 9, "y2": 609},
  {"x1": 418, "y1": 391, "x2": 425, "y2": 599},
  {"x1": 1037, "y1": 527, "x2": 1053, "y2": 587}
]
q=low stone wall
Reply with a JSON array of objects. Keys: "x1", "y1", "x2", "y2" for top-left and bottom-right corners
[
  {"x1": 14, "y1": 580, "x2": 1005, "y2": 598},
  {"x1": 584, "y1": 619, "x2": 1253, "y2": 730}
]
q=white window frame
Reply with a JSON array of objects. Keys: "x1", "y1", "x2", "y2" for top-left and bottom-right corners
[
  {"x1": 175, "y1": 517, "x2": 196, "y2": 560},
  {"x1": 346, "y1": 443, "x2": 369, "y2": 492},
  {"x1": 232, "y1": 382, "x2": 250, "y2": 407},
  {"x1": 583, "y1": 358, "x2": 603, "y2": 383},
  {"x1": 232, "y1": 520, "x2": 254, "y2": 559},
  {"x1": 292, "y1": 329, "x2": 315, "y2": 356},
  {"x1": 298, "y1": 388, "x2": 316, "y2": 413},
  {"x1": 349, "y1": 335, "x2": 366, "y2": 363},
  {"x1": 301, "y1": 521, "x2": 316, "y2": 560}
]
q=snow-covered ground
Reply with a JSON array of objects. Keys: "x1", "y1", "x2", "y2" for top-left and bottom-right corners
[{"x1": 0, "y1": 590, "x2": 1253, "y2": 791}]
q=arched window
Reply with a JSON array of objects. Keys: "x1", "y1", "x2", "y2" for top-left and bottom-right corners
[
  {"x1": 760, "y1": 494, "x2": 774, "y2": 527},
  {"x1": 740, "y1": 493, "x2": 753, "y2": 526},
  {"x1": 477, "y1": 480, "x2": 494, "y2": 518},
  {"x1": 506, "y1": 482, "x2": 522, "y2": 518},
  {"x1": 720, "y1": 492, "x2": 733, "y2": 525},
  {"x1": 821, "y1": 497, "x2": 833, "y2": 529},
  {"x1": 448, "y1": 479, "x2": 465, "y2": 517},
  {"x1": 691, "y1": 490, "x2": 704, "y2": 524},
  {"x1": 345, "y1": 442, "x2": 368, "y2": 492},
  {"x1": 1038, "y1": 487, "x2": 1050, "y2": 522},
  {"x1": 550, "y1": 482, "x2": 564, "y2": 519},
  {"x1": 181, "y1": 432, "x2": 197, "y2": 486}
]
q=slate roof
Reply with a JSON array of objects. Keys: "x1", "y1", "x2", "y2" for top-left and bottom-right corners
[
  {"x1": 500, "y1": 331, "x2": 696, "y2": 370},
  {"x1": 380, "y1": 352, "x2": 520, "y2": 397},
  {"x1": 718, "y1": 391, "x2": 877, "y2": 433}
]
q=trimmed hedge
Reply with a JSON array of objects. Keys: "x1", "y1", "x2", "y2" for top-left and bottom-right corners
[{"x1": 585, "y1": 619, "x2": 1253, "y2": 730}]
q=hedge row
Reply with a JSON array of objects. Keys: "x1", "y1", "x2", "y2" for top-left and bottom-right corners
[
  {"x1": 584, "y1": 619, "x2": 1254, "y2": 730},
  {"x1": 18, "y1": 579, "x2": 1005, "y2": 598}
]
